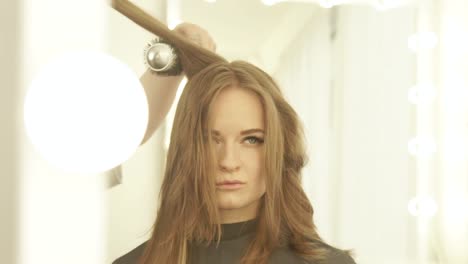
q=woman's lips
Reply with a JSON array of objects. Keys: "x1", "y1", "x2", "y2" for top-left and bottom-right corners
[{"x1": 216, "y1": 182, "x2": 245, "y2": 190}]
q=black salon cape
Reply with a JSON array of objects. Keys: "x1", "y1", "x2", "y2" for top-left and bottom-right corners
[{"x1": 112, "y1": 218, "x2": 356, "y2": 264}]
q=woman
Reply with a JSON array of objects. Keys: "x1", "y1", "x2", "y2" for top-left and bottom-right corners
[{"x1": 113, "y1": 20, "x2": 356, "y2": 264}]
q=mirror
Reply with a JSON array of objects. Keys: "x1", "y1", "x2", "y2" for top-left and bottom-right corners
[{"x1": 10, "y1": 0, "x2": 466, "y2": 262}]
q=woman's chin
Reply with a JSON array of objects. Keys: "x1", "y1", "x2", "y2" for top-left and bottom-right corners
[{"x1": 217, "y1": 199, "x2": 243, "y2": 210}]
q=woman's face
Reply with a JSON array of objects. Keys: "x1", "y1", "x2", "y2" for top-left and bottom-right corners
[{"x1": 209, "y1": 85, "x2": 266, "y2": 224}]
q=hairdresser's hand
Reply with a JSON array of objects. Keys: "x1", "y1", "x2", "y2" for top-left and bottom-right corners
[{"x1": 172, "y1": 22, "x2": 217, "y2": 53}]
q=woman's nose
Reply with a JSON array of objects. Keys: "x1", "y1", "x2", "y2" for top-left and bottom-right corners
[{"x1": 218, "y1": 141, "x2": 240, "y2": 172}]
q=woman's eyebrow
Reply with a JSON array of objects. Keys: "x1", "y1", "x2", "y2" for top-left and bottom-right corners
[{"x1": 211, "y1": 129, "x2": 265, "y2": 136}]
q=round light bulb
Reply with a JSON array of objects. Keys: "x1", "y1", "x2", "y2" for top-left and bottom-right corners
[
  {"x1": 408, "y1": 196, "x2": 438, "y2": 218},
  {"x1": 319, "y1": 0, "x2": 335, "y2": 8},
  {"x1": 261, "y1": 0, "x2": 279, "y2": 6},
  {"x1": 408, "y1": 32, "x2": 438, "y2": 52},
  {"x1": 375, "y1": 0, "x2": 410, "y2": 11},
  {"x1": 408, "y1": 83, "x2": 436, "y2": 105},
  {"x1": 408, "y1": 137, "x2": 437, "y2": 158},
  {"x1": 24, "y1": 50, "x2": 148, "y2": 174}
]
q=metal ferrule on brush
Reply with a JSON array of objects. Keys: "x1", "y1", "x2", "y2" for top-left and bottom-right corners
[{"x1": 143, "y1": 36, "x2": 182, "y2": 76}]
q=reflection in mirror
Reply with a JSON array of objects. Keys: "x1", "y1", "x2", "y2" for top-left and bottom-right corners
[{"x1": 13, "y1": 0, "x2": 468, "y2": 264}]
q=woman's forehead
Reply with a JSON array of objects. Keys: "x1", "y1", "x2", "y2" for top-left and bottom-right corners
[{"x1": 210, "y1": 87, "x2": 264, "y2": 123}]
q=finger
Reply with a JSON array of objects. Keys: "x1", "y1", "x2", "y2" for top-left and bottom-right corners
[
  {"x1": 199, "y1": 31, "x2": 215, "y2": 51},
  {"x1": 175, "y1": 28, "x2": 200, "y2": 46},
  {"x1": 201, "y1": 36, "x2": 211, "y2": 50},
  {"x1": 205, "y1": 36, "x2": 217, "y2": 52},
  {"x1": 173, "y1": 25, "x2": 188, "y2": 37},
  {"x1": 172, "y1": 23, "x2": 214, "y2": 51},
  {"x1": 189, "y1": 33, "x2": 203, "y2": 46},
  {"x1": 173, "y1": 23, "x2": 194, "y2": 37}
]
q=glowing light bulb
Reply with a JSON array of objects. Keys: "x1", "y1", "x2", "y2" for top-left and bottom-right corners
[
  {"x1": 408, "y1": 137, "x2": 437, "y2": 158},
  {"x1": 261, "y1": 0, "x2": 280, "y2": 6},
  {"x1": 408, "y1": 32, "x2": 438, "y2": 52},
  {"x1": 408, "y1": 196, "x2": 438, "y2": 218},
  {"x1": 24, "y1": 50, "x2": 148, "y2": 174},
  {"x1": 319, "y1": 0, "x2": 335, "y2": 8},
  {"x1": 374, "y1": 0, "x2": 410, "y2": 11},
  {"x1": 408, "y1": 83, "x2": 436, "y2": 105}
]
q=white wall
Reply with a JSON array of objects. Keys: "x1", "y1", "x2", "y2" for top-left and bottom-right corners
[
  {"x1": 435, "y1": 0, "x2": 468, "y2": 263},
  {"x1": 334, "y1": 6, "x2": 416, "y2": 264},
  {"x1": 273, "y1": 7, "x2": 335, "y2": 244},
  {"x1": 274, "y1": 4, "x2": 417, "y2": 264}
]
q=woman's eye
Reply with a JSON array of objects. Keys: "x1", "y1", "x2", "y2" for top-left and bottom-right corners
[
  {"x1": 211, "y1": 137, "x2": 264, "y2": 145},
  {"x1": 245, "y1": 136, "x2": 264, "y2": 145}
]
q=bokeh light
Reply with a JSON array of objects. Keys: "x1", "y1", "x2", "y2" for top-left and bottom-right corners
[{"x1": 24, "y1": 50, "x2": 148, "y2": 174}]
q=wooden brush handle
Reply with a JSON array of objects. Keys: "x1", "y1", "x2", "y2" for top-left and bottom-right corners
[{"x1": 110, "y1": 0, "x2": 169, "y2": 37}]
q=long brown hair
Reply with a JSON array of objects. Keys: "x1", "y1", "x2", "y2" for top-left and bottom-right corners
[{"x1": 111, "y1": 1, "x2": 353, "y2": 263}]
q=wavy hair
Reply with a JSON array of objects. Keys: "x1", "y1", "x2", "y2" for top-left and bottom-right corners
[{"x1": 111, "y1": 1, "x2": 354, "y2": 263}]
